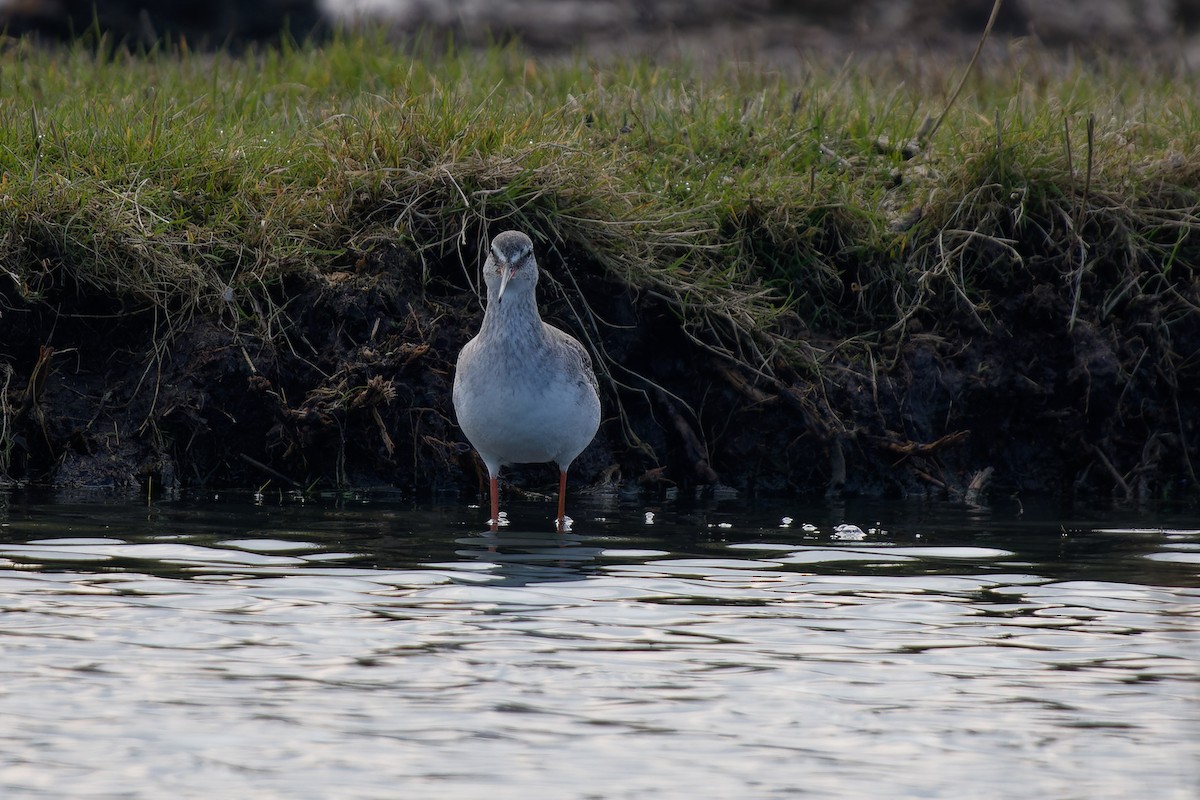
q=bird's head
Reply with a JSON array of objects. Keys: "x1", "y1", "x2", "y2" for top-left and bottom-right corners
[{"x1": 484, "y1": 230, "x2": 538, "y2": 304}]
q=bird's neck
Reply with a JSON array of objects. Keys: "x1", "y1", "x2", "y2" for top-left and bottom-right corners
[{"x1": 481, "y1": 288, "x2": 543, "y2": 338}]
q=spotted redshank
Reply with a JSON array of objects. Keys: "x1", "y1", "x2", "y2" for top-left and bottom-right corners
[{"x1": 453, "y1": 230, "x2": 601, "y2": 531}]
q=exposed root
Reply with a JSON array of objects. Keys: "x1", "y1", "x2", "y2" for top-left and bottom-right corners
[{"x1": 876, "y1": 430, "x2": 970, "y2": 458}]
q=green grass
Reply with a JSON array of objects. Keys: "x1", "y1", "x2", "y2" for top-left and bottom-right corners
[{"x1": 0, "y1": 31, "x2": 1197, "y2": 373}]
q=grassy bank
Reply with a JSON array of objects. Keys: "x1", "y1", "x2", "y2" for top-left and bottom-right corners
[{"x1": 0, "y1": 33, "x2": 1197, "y2": 498}]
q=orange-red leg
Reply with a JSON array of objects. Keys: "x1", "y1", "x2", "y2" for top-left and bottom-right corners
[
  {"x1": 556, "y1": 470, "x2": 568, "y2": 532},
  {"x1": 489, "y1": 476, "x2": 500, "y2": 532}
]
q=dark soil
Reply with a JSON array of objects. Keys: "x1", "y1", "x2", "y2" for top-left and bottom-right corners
[{"x1": 2, "y1": 222, "x2": 1196, "y2": 506}]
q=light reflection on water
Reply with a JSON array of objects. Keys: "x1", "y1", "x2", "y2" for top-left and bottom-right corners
[{"x1": 0, "y1": 493, "x2": 1197, "y2": 799}]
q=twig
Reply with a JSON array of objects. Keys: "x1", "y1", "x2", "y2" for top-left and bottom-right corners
[
  {"x1": 912, "y1": 468, "x2": 947, "y2": 489},
  {"x1": 1088, "y1": 444, "x2": 1131, "y2": 501},
  {"x1": 828, "y1": 434, "x2": 847, "y2": 495},
  {"x1": 877, "y1": 429, "x2": 970, "y2": 457},
  {"x1": 924, "y1": 0, "x2": 1005, "y2": 144},
  {"x1": 658, "y1": 391, "x2": 719, "y2": 485},
  {"x1": 19, "y1": 345, "x2": 55, "y2": 418},
  {"x1": 239, "y1": 453, "x2": 300, "y2": 488},
  {"x1": 372, "y1": 407, "x2": 395, "y2": 457},
  {"x1": 964, "y1": 466, "x2": 994, "y2": 507}
]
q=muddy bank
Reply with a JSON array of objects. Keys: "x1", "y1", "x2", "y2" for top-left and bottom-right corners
[
  {"x1": 2, "y1": 219, "x2": 1196, "y2": 505},
  {"x1": 1, "y1": 7, "x2": 1197, "y2": 505}
]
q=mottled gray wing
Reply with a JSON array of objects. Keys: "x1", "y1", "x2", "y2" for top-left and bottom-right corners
[{"x1": 545, "y1": 323, "x2": 599, "y2": 395}]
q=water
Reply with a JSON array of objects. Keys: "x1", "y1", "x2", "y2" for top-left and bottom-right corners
[{"x1": 0, "y1": 492, "x2": 1197, "y2": 799}]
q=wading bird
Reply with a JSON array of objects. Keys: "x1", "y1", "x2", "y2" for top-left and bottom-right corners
[{"x1": 453, "y1": 230, "x2": 601, "y2": 531}]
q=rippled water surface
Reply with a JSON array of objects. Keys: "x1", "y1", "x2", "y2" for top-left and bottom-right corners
[{"x1": 1, "y1": 492, "x2": 1197, "y2": 799}]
